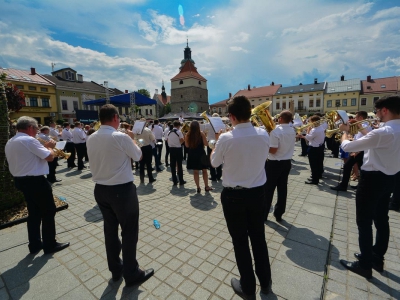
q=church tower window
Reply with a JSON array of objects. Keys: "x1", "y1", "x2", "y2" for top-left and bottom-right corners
[{"x1": 180, "y1": 80, "x2": 183, "y2": 84}]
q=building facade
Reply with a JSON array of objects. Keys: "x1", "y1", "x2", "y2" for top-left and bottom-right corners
[
  {"x1": 359, "y1": 76, "x2": 398, "y2": 112},
  {"x1": 324, "y1": 76, "x2": 361, "y2": 113},
  {"x1": 2, "y1": 67, "x2": 57, "y2": 125},
  {"x1": 233, "y1": 83, "x2": 281, "y2": 113},
  {"x1": 170, "y1": 42, "x2": 209, "y2": 114}
]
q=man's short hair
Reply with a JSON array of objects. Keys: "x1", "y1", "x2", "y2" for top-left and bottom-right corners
[
  {"x1": 63, "y1": 122, "x2": 70, "y2": 128},
  {"x1": 227, "y1": 95, "x2": 251, "y2": 121},
  {"x1": 375, "y1": 95, "x2": 400, "y2": 115},
  {"x1": 16, "y1": 116, "x2": 38, "y2": 130},
  {"x1": 99, "y1": 104, "x2": 119, "y2": 123},
  {"x1": 279, "y1": 110, "x2": 292, "y2": 123},
  {"x1": 212, "y1": 113, "x2": 220, "y2": 117},
  {"x1": 154, "y1": 119, "x2": 159, "y2": 125},
  {"x1": 74, "y1": 122, "x2": 81, "y2": 127},
  {"x1": 310, "y1": 115, "x2": 320, "y2": 123},
  {"x1": 70, "y1": 124, "x2": 75, "y2": 128},
  {"x1": 40, "y1": 126, "x2": 50, "y2": 132},
  {"x1": 173, "y1": 120, "x2": 181, "y2": 127},
  {"x1": 356, "y1": 111, "x2": 368, "y2": 119}
]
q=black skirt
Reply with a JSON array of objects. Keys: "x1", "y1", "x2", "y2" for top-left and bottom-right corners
[{"x1": 187, "y1": 143, "x2": 208, "y2": 170}]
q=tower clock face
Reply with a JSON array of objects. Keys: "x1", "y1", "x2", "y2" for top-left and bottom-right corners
[{"x1": 188, "y1": 102, "x2": 198, "y2": 113}]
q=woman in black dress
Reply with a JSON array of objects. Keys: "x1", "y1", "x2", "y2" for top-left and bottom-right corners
[{"x1": 185, "y1": 121, "x2": 213, "y2": 193}]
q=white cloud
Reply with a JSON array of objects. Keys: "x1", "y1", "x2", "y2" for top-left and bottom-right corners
[
  {"x1": 372, "y1": 6, "x2": 400, "y2": 20},
  {"x1": 193, "y1": 14, "x2": 200, "y2": 17},
  {"x1": 265, "y1": 31, "x2": 275, "y2": 39},
  {"x1": 229, "y1": 46, "x2": 249, "y2": 53},
  {"x1": 233, "y1": 32, "x2": 250, "y2": 43}
]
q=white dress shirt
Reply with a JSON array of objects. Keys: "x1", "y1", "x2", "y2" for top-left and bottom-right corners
[
  {"x1": 87, "y1": 125, "x2": 142, "y2": 185},
  {"x1": 152, "y1": 125, "x2": 163, "y2": 140},
  {"x1": 321, "y1": 122, "x2": 328, "y2": 131},
  {"x1": 163, "y1": 127, "x2": 170, "y2": 140},
  {"x1": 49, "y1": 127, "x2": 59, "y2": 141},
  {"x1": 62, "y1": 128, "x2": 73, "y2": 142},
  {"x1": 305, "y1": 126, "x2": 325, "y2": 147},
  {"x1": 5, "y1": 133, "x2": 50, "y2": 176},
  {"x1": 38, "y1": 133, "x2": 50, "y2": 142},
  {"x1": 268, "y1": 124, "x2": 296, "y2": 161},
  {"x1": 72, "y1": 127, "x2": 86, "y2": 144},
  {"x1": 167, "y1": 128, "x2": 184, "y2": 148},
  {"x1": 136, "y1": 127, "x2": 155, "y2": 146},
  {"x1": 211, "y1": 122, "x2": 269, "y2": 188},
  {"x1": 341, "y1": 119, "x2": 400, "y2": 175}
]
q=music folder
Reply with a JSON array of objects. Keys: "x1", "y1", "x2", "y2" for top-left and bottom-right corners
[
  {"x1": 56, "y1": 141, "x2": 67, "y2": 150},
  {"x1": 208, "y1": 116, "x2": 226, "y2": 133},
  {"x1": 132, "y1": 121, "x2": 146, "y2": 134}
]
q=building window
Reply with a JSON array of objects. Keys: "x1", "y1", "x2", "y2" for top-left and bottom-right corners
[
  {"x1": 213, "y1": 107, "x2": 216, "y2": 112},
  {"x1": 30, "y1": 97, "x2": 38, "y2": 107},
  {"x1": 125, "y1": 107, "x2": 129, "y2": 114},
  {"x1": 276, "y1": 103, "x2": 280, "y2": 110},
  {"x1": 41, "y1": 87, "x2": 48, "y2": 92},
  {"x1": 342, "y1": 99, "x2": 347, "y2": 106},
  {"x1": 335, "y1": 100, "x2": 340, "y2": 107},
  {"x1": 327, "y1": 100, "x2": 332, "y2": 108},
  {"x1": 42, "y1": 98, "x2": 50, "y2": 107},
  {"x1": 62, "y1": 100, "x2": 68, "y2": 110},
  {"x1": 145, "y1": 109, "x2": 148, "y2": 115},
  {"x1": 28, "y1": 86, "x2": 36, "y2": 91},
  {"x1": 309, "y1": 100, "x2": 314, "y2": 107},
  {"x1": 218, "y1": 107, "x2": 222, "y2": 113},
  {"x1": 283, "y1": 96, "x2": 286, "y2": 99},
  {"x1": 16, "y1": 85, "x2": 24, "y2": 89},
  {"x1": 361, "y1": 98, "x2": 367, "y2": 106},
  {"x1": 351, "y1": 98, "x2": 356, "y2": 106},
  {"x1": 64, "y1": 71, "x2": 75, "y2": 81},
  {"x1": 198, "y1": 81, "x2": 201, "y2": 85},
  {"x1": 373, "y1": 97, "x2": 379, "y2": 104},
  {"x1": 181, "y1": 95, "x2": 183, "y2": 98},
  {"x1": 150, "y1": 109, "x2": 153, "y2": 115},
  {"x1": 282, "y1": 102, "x2": 286, "y2": 109},
  {"x1": 118, "y1": 107, "x2": 122, "y2": 114},
  {"x1": 179, "y1": 80, "x2": 183, "y2": 84},
  {"x1": 298, "y1": 101, "x2": 304, "y2": 110},
  {"x1": 316, "y1": 99, "x2": 321, "y2": 107},
  {"x1": 299, "y1": 94, "x2": 303, "y2": 97},
  {"x1": 73, "y1": 101, "x2": 78, "y2": 111},
  {"x1": 266, "y1": 98, "x2": 269, "y2": 100}
]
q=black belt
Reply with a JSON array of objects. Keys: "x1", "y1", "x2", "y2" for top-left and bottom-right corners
[
  {"x1": 224, "y1": 186, "x2": 249, "y2": 190},
  {"x1": 96, "y1": 182, "x2": 133, "y2": 188}
]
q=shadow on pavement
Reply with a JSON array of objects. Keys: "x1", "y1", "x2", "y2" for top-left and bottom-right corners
[
  {"x1": 99, "y1": 278, "x2": 122, "y2": 299},
  {"x1": 136, "y1": 184, "x2": 157, "y2": 196},
  {"x1": 189, "y1": 194, "x2": 218, "y2": 211},
  {"x1": 80, "y1": 173, "x2": 92, "y2": 179},
  {"x1": 84, "y1": 205, "x2": 103, "y2": 223},
  {"x1": 1, "y1": 254, "x2": 52, "y2": 298}
]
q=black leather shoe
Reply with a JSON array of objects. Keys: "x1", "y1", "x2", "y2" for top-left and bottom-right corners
[
  {"x1": 125, "y1": 268, "x2": 154, "y2": 287},
  {"x1": 230, "y1": 278, "x2": 256, "y2": 300},
  {"x1": 305, "y1": 181, "x2": 318, "y2": 185},
  {"x1": 330, "y1": 185, "x2": 347, "y2": 192},
  {"x1": 354, "y1": 253, "x2": 384, "y2": 272},
  {"x1": 260, "y1": 280, "x2": 272, "y2": 295},
  {"x1": 179, "y1": 181, "x2": 187, "y2": 185},
  {"x1": 274, "y1": 214, "x2": 282, "y2": 222},
  {"x1": 44, "y1": 242, "x2": 70, "y2": 254},
  {"x1": 340, "y1": 260, "x2": 372, "y2": 279},
  {"x1": 149, "y1": 178, "x2": 156, "y2": 183},
  {"x1": 173, "y1": 182, "x2": 178, "y2": 186},
  {"x1": 112, "y1": 271, "x2": 123, "y2": 282}
]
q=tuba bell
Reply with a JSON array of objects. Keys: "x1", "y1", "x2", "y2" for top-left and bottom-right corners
[{"x1": 251, "y1": 101, "x2": 276, "y2": 133}]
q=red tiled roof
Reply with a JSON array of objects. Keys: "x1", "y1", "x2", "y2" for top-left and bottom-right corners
[
  {"x1": 1, "y1": 67, "x2": 54, "y2": 86},
  {"x1": 233, "y1": 84, "x2": 282, "y2": 98},
  {"x1": 210, "y1": 98, "x2": 229, "y2": 107},
  {"x1": 361, "y1": 76, "x2": 398, "y2": 94},
  {"x1": 158, "y1": 94, "x2": 170, "y2": 105},
  {"x1": 171, "y1": 60, "x2": 207, "y2": 82}
]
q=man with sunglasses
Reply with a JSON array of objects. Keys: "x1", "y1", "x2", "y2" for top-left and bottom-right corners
[
  {"x1": 338, "y1": 95, "x2": 400, "y2": 279},
  {"x1": 5, "y1": 116, "x2": 70, "y2": 254}
]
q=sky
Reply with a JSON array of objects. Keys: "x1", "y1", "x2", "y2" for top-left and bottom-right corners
[{"x1": 0, "y1": 0, "x2": 400, "y2": 104}]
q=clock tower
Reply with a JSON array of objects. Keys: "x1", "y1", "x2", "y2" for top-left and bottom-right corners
[{"x1": 170, "y1": 41, "x2": 209, "y2": 114}]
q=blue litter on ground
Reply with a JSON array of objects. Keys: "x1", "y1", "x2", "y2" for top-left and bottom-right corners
[
  {"x1": 58, "y1": 196, "x2": 67, "y2": 201},
  {"x1": 153, "y1": 219, "x2": 160, "y2": 229}
]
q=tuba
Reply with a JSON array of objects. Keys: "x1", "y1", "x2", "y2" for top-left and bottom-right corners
[
  {"x1": 181, "y1": 121, "x2": 190, "y2": 134},
  {"x1": 251, "y1": 101, "x2": 276, "y2": 133}
]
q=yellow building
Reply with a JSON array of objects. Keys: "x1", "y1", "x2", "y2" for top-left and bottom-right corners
[
  {"x1": 2, "y1": 67, "x2": 57, "y2": 125},
  {"x1": 359, "y1": 76, "x2": 398, "y2": 112},
  {"x1": 324, "y1": 76, "x2": 361, "y2": 114}
]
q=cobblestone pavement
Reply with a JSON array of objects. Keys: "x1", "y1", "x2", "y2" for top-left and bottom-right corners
[{"x1": 0, "y1": 145, "x2": 399, "y2": 299}]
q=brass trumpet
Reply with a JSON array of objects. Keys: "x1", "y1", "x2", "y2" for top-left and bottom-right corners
[
  {"x1": 325, "y1": 119, "x2": 376, "y2": 139},
  {"x1": 294, "y1": 119, "x2": 326, "y2": 134},
  {"x1": 37, "y1": 137, "x2": 71, "y2": 159}
]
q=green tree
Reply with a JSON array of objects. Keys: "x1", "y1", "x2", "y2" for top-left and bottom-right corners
[
  {"x1": 165, "y1": 103, "x2": 171, "y2": 114},
  {"x1": 137, "y1": 88, "x2": 151, "y2": 98},
  {"x1": 0, "y1": 73, "x2": 24, "y2": 210}
]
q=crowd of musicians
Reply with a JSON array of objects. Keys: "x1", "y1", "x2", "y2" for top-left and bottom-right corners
[{"x1": 4, "y1": 94, "x2": 400, "y2": 299}]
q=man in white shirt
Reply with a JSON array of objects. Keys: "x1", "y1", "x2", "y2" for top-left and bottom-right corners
[
  {"x1": 39, "y1": 126, "x2": 61, "y2": 183},
  {"x1": 49, "y1": 121, "x2": 60, "y2": 142},
  {"x1": 206, "y1": 113, "x2": 223, "y2": 181},
  {"x1": 338, "y1": 95, "x2": 400, "y2": 279},
  {"x1": 5, "y1": 116, "x2": 69, "y2": 255},
  {"x1": 331, "y1": 111, "x2": 370, "y2": 192},
  {"x1": 265, "y1": 110, "x2": 296, "y2": 222},
  {"x1": 61, "y1": 122, "x2": 76, "y2": 168},
  {"x1": 167, "y1": 120, "x2": 186, "y2": 185},
  {"x1": 297, "y1": 115, "x2": 325, "y2": 185},
  {"x1": 163, "y1": 122, "x2": 172, "y2": 166},
  {"x1": 136, "y1": 119, "x2": 156, "y2": 183},
  {"x1": 211, "y1": 96, "x2": 271, "y2": 298},
  {"x1": 152, "y1": 119, "x2": 163, "y2": 170},
  {"x1": 72, "y1": 122, "x2": 87, "y2": 170},
  {"x1": 87, "y1": 104, "x2": 154, "y2": 287}
]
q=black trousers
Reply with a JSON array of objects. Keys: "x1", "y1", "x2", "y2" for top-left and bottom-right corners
[
  {"x1": 265, "y1": 160, "x2": 291, "y2": 219},
  {"x1": 170, "y1": 147, "x2": 184, "y2": 184},
  {"x1": 65, "y1": 142, "x2": 76, "y2": 167},
  {"x1": 300, "y1": 134, "x2": 308, "y2": 155},
  {"x1": 183, "y1": 144, "x2": 188, "y2": 160},
  {"x1": 356, "y1": 171, "x2": 395, "y2": 269},
  {"x1": 74, "y1": 143, "x2": 85, "y2": 169},
  {"x1": 139, "y1": 145, "x2": 154, "y2": 180},
  {"x1": 390, "y1": 172, "x2": 400, "y2": 205},
  {"x1": 14, "y1": 176, "x2": 56, "y2": 252},
  {"x1": 164, "y1": 141, "x2": 170, "y2": 164},
  {"x1": 84, "y1": 142, "x2": 89, "y2": 161},
  {"x1": 156, "y1": 139, "x2": 163, "y2": 163},
  {"x1": 221, "y1": 185, "x2": 271, "y2": 295},
  {"x1": 308, "y1": 146, "x2": 324, "y2": 183},
  {"x1": 207, "y1": 146, "x2": 222, "y2": 180},
  {"x1": 94, "y1": 182, "x2": 141, "y2": 280},
  {"x1": 47, "y1": 157, "x2": 58, "y2": 182},
  {"x1": 339, "y1": 151, "x2": 364, "y2": 189}
]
